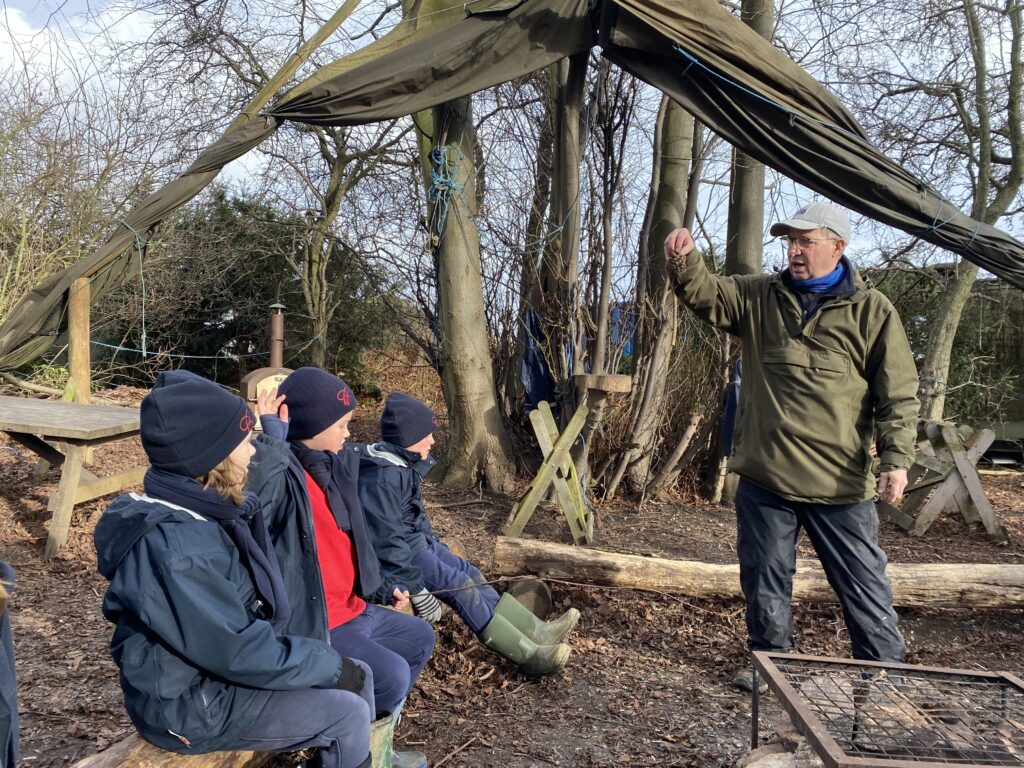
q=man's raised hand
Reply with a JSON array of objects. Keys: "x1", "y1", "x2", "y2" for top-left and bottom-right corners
[{"x1": 663, "y1": 228, "x2": 696, "y2": 280}]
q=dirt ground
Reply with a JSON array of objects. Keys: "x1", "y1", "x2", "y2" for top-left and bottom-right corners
[{"x1": 2, "y1": 386, "x2": 1024, "y2": 767}]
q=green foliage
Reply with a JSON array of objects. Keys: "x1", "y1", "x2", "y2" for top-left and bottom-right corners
[
  {"x1": 88, "y1": 188, "x2": 397, "y2": 388},
  {"x1": 870, "y1": 268, "x2": 1024, "y2": 425}
]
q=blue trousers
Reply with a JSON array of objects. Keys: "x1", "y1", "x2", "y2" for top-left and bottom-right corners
[
  {"x1": 735, "y1": 479, "x2": 905, "y2": 662},
  {"x1": 330, "y1": 604, "x2": 435, "y2": 718},
  {"x1": 1, "y1": 562, "x2": 16, "y2": 768},
  {"x1": 413, "y1": 541, "x2": 499, "y2": 634},
  {"x1": 235, "y1": 688, "x2": 370, "y2": 768}
]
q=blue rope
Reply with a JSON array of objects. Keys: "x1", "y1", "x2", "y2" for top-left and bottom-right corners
[
  {"x1": 427, "y1": 144, "x2": 465, "y2": 239},
  {"x1": 90, "y1": 336, "x2": 319, "y2": 361},
  {"x1": 671, "y1": 45, "x2": 972, "y2": 245}
]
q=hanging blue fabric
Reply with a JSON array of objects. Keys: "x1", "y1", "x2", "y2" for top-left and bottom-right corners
[{"x1": 520, "y1": 308, "x2": 558, "y2": 412}]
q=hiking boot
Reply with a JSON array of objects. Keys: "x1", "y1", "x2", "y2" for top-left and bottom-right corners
[
  {"x1": 733, "y1": 666, "x2": 768, "y2": 694},
  {"x1": 494, "y1": 592, "x2": 581, "y2": 646},
  {"x1": 478, "y1": 613, "x2": 571, "y2": 676}
]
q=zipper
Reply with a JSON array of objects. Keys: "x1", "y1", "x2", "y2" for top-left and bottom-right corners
[
  {"x1": 295, "y1": 462, "x2": 330, "y2": 641},
  {"x1": 168, "y1": 729, "x2": 191, "y2": 748}
]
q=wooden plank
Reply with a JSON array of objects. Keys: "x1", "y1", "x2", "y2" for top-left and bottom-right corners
[
  {"x1": 534, "y1": 403, "x2": 589, "y2": 544},
  {"x1": 491, "y1": 536, "x2": 1024, "y2": 608},
  {"x1": 942, "y1": 425, "x2": 1006, "y2": 540},
  {"x1": 44, "y1": 443, "x2": 88, "y2": 558},
  {"x1": 913, "y1": 453, "x2": 951, "y2": 475},
  {"x1": 530, "y1": 410, "x2": 587, "y2": 544},
  {"x1": 572, "y1": 373, "x2": 632, "y2": 393},
  {"x1": 6, "y1": 432, "x2": 101, "y2": 483},
  {"x1": 0, "y1": 395, "x2": 139, "y2": 440},
  {"x1": 74, "y1": 466, "x2": 148, "y2": 504},
  {"x1": 950, "y1": 430, "x2": 996, "y2": 525},
  {"x1": 6, "y1": 431, "x2": 68, "y2": 466},
  {"x1": 503, "y1": 404, "x2": 588, "y2": 537}
]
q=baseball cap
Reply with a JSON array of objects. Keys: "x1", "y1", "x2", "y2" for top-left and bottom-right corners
[{"x1": 769, "y1": 202, "x2": 851, "y2": 242}]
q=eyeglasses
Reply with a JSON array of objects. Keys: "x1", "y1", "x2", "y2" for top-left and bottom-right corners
[{"x1": 780, "y1": 236, "x2": 836, "y2": 251}]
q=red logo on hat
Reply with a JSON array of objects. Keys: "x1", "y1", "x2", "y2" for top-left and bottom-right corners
[
  {"x1": 240, "y1": 414, "x2": 255, "y2": 432},
  {"x1": 338, "y1": 387, "x2": 352, "y2": 406}
]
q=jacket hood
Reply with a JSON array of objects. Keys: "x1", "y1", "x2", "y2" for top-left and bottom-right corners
[
  {"x1": 94, "y1": 495, "x2": 178, "y2": 579},
  {"x1": 367, "y1": 442, "x2": 436, "y2": 478}
]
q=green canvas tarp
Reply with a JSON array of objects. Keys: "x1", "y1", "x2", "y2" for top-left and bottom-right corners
[{"x1": 2, "y1": 0, "x2": 1022, "y2": 370}]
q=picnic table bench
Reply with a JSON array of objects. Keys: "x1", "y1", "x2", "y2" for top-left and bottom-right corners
[{"x1": 0, "y1": 395, "x2": 148, "y2": 557}]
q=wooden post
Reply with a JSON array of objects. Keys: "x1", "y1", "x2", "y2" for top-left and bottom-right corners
[
  {"x1": 68, "y1": 276, "x2": 95, "y2": 467},
  {"x1": 68, "y1": 276, "x2": 92, "y2": 404}
]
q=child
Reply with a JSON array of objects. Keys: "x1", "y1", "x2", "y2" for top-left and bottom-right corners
[
  {"x1": 249, "y1": 368, "x2": 435, "y2": 768},
  {"x1": 1, "y1": 562, "x2": 16, "y2": 768},
  {"x1": 93, "y1": 371, "x2": 371, "y2": 767},
  {"x1": 358, "y1": 392, "x2": 581, "y2": 677}
]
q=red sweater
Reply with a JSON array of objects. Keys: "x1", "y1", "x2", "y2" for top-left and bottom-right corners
[{"x1": 304, "y1": 470, "x2": 365, "y2": 629}]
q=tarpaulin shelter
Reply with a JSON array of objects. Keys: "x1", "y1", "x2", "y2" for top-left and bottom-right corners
[{"x1": 3, "y1": 0, "x2": 1024, "y2": 371}]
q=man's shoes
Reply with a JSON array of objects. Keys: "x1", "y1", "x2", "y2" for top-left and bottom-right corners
[{"x1": 733, "y1": 666, "x2": 768, "y2": 694}]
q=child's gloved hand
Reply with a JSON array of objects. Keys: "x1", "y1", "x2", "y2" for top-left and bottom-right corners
[
  {"x1": 335, "y1": 656, "x2": 366, "y2": 693},
  {"x1": 409, "y1": 589, "x2": 444, "y2": 623}
]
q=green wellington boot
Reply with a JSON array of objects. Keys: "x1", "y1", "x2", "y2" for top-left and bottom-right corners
[
  {"x1": 478, "y1": 613, "x2": 571, "y2": 677},
  {"x1": 369, "y1": 707, "x2": 427, "y2": 768},
  {"x1": 494, "y1": 592, "x2": 580, "y2": 646}
]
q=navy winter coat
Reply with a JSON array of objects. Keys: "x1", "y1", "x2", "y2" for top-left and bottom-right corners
[
  {"x1": 1, "y1": 561, "x2": 17, "y2": 768},
  {"x1": 357, "y1": 443, "x2": 438, "y2": 595},
  {"x1": 94, "y1": 493, "x2": 343, "y2": 753},
  {"x1": 247, "y1": 436, "x2": 393, "y2": 630}
]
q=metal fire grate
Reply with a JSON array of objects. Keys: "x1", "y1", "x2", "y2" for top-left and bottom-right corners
[{"x1": 751, "y1": 652, "x2": 1024, "y2": 768}]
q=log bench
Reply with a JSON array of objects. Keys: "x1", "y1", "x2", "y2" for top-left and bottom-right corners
[{"x1": 70, "y1": 733, "x2": 272, "y2": 767}]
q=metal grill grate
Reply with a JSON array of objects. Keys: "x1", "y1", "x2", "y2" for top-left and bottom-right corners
[{"x1": 751, "y1": 652, "x2": 1024, "y2": 768}]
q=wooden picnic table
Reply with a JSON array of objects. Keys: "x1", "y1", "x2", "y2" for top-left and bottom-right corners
[{"x1": 0, "y1": 395, "x2": 148, "y2": 557}]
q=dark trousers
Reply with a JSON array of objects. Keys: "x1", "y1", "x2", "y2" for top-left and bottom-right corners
[
  {"x1": 413, "y1": 541, "x2": 500, "y2": 634},
  {"x1": 735, "y1": 479, "x2": 905, "y2": 662},
  {"x1": 235, "y1": 688, "x2": 370, "y2": 768},
  {"x1": 329, "y1": 603, "x2": 435, "y2": 718},
  {"x1": 1, "y1": 561, "x2": 16, "y2": 768}
]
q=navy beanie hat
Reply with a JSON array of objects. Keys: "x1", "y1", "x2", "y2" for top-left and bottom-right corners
[
  {"x1": 380, "y1": 392, "x2": 438, "y2": 449},
  {"x1": 278, "y1": 367, "x2": 357, "y2": 441},
  {"x1": 141, "y1": 370, "x2": 254, "y2": 477}
]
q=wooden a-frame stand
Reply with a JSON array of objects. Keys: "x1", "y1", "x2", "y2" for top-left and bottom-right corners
[
  {"x1": 503, "y1": 401, "x2": 593, "y2": 545},
  {"x1": 879, "y1": 421, "x2": 1007, "y2": 543}
]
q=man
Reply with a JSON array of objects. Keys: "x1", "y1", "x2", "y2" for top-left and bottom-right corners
[{"x1": 663, "y1": 202, "x2": 919, "y2": 691}]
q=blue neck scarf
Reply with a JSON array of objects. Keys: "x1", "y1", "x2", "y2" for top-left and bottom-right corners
[
  {"x1": 143, "y1": 467, "x2": 292, "y2": 631},
  {"x1": 786, "y1": 259, "x2": 847, "y2": 293}
]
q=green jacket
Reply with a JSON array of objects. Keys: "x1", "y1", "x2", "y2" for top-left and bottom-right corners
[{"x1": 673, "y1": 253, "x2": 919, "y2": 504}]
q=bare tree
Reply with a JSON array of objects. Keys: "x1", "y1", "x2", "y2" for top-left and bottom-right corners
[{"x1": 791, "y1": 0, "x2": 1024, "y2": 421}]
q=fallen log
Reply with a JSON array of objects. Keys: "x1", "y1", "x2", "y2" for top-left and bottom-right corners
[
  {"x1": 71, "y1": 734, "x2": 271, "y2": 768},
  {"x1": 491, "y1": 536, "x2": 1024, "y2": 608}
]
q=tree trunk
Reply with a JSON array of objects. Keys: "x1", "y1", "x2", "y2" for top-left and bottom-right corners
[
  {"x1": 424, "y1": 97, "x2": 516, "y2": 490},
  {"x1": 491, "y1": 536, "x2": 1024, "y2": 608},
  {"x1": 918, "y1": 263, "x2": 979, "y2": 420},
  {"x1": 917, "y1": 0, "x2": 1022, "y2": 421},
  {"x1": 540, "y1": 53, "x2": 588, "y2": 395},
  {"x1": 614, "y1": 98, "x2": 692, "y2": 496}
]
